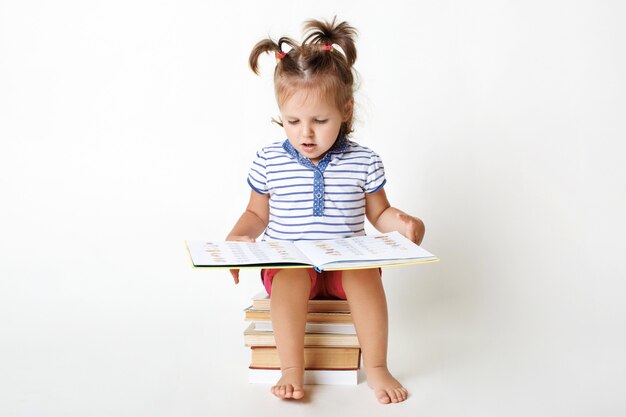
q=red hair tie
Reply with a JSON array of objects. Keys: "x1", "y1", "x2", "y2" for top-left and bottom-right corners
[
  {"x1": 322, "y1": 45, "x2": 334, "y2": 51},
  {"x1": 275, "y1": 51, "x2": 287, "y2": 60}
]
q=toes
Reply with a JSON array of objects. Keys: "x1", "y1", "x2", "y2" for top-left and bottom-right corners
[
  {"x1": 284, "y1": 384, "x2": 293, "y2": 399},
  {"x1": 272, "y1": 383, "x2": 305, "y2": 400},
  {"x1": 272, "y1": 385, "x2": 286, "y2": 399},
  {"x1": 392, "y1": 388, "x2": 406, "y2": 402},
  {"x1": 376, "y1": 389, "x2": 391, "y2": 404},
  {"x1": 376, "y1": 387, "x2": 409, "y2": 404},
  {"x1": 389, "y1": 387, "x2": 408, "y2": 403},
  {"x1": 399, "y1": 387, "x2": 409, "y2": 401},
  {"x1": 292, "y1": 385, "x2": 304, "y2": 399},
  {"x1": 387, "y1": 388, "x2": 400, "y2": 403}
]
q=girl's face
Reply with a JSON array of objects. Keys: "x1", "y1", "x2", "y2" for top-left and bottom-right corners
[{"x1": 280, "y1": 89, "x2": 350, "y2": 165}]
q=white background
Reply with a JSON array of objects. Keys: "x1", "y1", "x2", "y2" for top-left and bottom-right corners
[{"x1": 1, "y1": 1, "x2": 625, "y2": 416}]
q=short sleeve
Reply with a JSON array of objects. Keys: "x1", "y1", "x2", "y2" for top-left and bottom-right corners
[
  {"x1": 364, "y1": 151, "x2": 387, "y2": 193},
  {"x1": 247, "y1": 150, "x2": 269, "y2": 194}
]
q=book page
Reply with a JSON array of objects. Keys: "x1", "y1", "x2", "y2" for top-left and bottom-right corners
[
  {"x1": 293, "y1": 231, "x2": 437, "y2": 269},
  {"x1": 186, "y1": 240, "x2": 312, "y2": 267}
]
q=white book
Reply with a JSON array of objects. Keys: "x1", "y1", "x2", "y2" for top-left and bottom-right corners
[
  {"x1": 244, "y1": 323, "x2": 360, "y2": 348},
  {"x1": 248, "y1": 369, "x2": 359, "y2": 385},
  {"x1": 252, "y1": 321, "x2": 356, "y2": 335},
  {"x1": 186, "y1": 231, "x2": 438, "y2": 271}
]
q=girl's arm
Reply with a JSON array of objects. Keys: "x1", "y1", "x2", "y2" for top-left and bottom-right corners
[
  {"x1": 226, "y1": 190, "x2": 270, "y2": 283},
  {"x1": 365, "y1": 188, "x2": 425, "y2": 245},
  {"x1": 227, "y1": 190, "x2": 270, "y2": 241}
]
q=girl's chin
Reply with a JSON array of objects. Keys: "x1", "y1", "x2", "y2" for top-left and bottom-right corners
[{"x1": 300, "y1": 147, "x2": 324, "y2": 161}]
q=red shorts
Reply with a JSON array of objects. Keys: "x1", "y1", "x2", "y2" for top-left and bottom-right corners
[{"x1": 261, "y1": 268, "x2": 347, "y2": 300}]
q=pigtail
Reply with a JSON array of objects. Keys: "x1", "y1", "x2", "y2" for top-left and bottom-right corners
[
  {"x1": 277, "y1": 36, "x2": 299, "y2": 55},
  {"x1": 249, "y1": 39, "x2": 281, "y2": 75},
  {"x1": 302, "y1": 17, "x2": 357, "y2": 68},
  {"x1": 249, "y1": 36, "x2": 303, "y2": 75}
]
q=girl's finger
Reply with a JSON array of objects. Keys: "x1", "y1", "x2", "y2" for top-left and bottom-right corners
[{"x1": 230, "y1": 269, "x2": 240, "y2": 284}]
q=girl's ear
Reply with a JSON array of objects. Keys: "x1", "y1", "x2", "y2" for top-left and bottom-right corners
[{"x1": 343, "y1": 97, "x2": 354, "y2": 121}]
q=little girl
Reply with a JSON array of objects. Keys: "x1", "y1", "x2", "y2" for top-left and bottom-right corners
[{"x1": 227, "y1": 18, "x2": 425, "y2": 404}]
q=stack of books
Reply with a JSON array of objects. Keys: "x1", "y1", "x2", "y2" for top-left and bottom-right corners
[
  {"x1": 244, "y1": 292, "x2": 361, "y2": 385},
  {"x1": 186, "y1": 232, "x2": 437, "y2": 384}
]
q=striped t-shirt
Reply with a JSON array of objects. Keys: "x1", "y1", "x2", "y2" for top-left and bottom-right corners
[{"x1": 247, "y1": 136, "x2": 387, "y2": 241}]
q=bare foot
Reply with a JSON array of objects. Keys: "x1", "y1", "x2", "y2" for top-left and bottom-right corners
[
  {"x1": 271, "y1": 367, "x2": 305, "y2": 400},
  {"x1": 365, "y1": 366, "x2": 408, "y2": 404}
]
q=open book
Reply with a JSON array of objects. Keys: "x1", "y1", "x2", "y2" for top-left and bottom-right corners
[{"x1": 185, "y1": 231, "x2": 438, "y2": 271}]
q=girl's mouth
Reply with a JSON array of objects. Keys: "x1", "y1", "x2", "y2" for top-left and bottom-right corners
[{"x1": 301, "y1": 143, "x2": 317, "y2": 152}]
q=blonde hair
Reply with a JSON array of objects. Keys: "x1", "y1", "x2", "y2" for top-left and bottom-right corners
[{"x1": 249, "y1": 17, "x2": 358, "y2": 138}]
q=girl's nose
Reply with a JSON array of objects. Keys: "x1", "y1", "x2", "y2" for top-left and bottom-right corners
[{"x1": 301, "y1": 123, "x2": 313, "y2": 138}]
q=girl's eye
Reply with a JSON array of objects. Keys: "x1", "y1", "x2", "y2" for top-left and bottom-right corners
[
  {"x1": 315, "y1": 119, "x2": 328, "y2": 124},
  {"x1": 287, "y1": 120, "x2": 299, "y2": 125}
]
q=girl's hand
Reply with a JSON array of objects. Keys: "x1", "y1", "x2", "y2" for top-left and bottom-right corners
[
  {"x1": 226, "y1": 235, "x2": 256, "y2": 284},
  {"x1": 397, "y1": 213, "x2": 425, "y2": 245}
]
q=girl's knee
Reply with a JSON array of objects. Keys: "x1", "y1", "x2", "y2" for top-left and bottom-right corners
[
  {"x1": 270, "y1": 268, "x2": 315, "y2": 298},
  {"x1": 342, "y1": 268, "x2": 382, "y2": 286},
  {"x1": 274, "y1": 268, "x2": 310, "y2": 281}
]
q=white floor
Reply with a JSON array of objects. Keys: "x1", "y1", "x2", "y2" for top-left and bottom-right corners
[{"x1": 3, "y1": 266, "x2": 624, "y2": 417}]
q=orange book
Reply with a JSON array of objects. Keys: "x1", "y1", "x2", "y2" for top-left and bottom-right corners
[{"x1": 250, "y1": 346, "x2": 361, "y2": 370}]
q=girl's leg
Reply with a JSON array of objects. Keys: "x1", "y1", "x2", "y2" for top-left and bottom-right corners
[
  {"x1": 342, "y1": 268, "x2": 409, "y2": 404},
  {"x1": 269, "y1": 269, "x2": 311, "y2": 400}
]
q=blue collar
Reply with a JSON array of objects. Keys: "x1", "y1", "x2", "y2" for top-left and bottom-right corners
[
  {"x1": 282, "y1": 136, "x2": 349, "y2": 217},
  {"x1": 282, "y1": 136, "x2": 350, "y2": 169}
]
